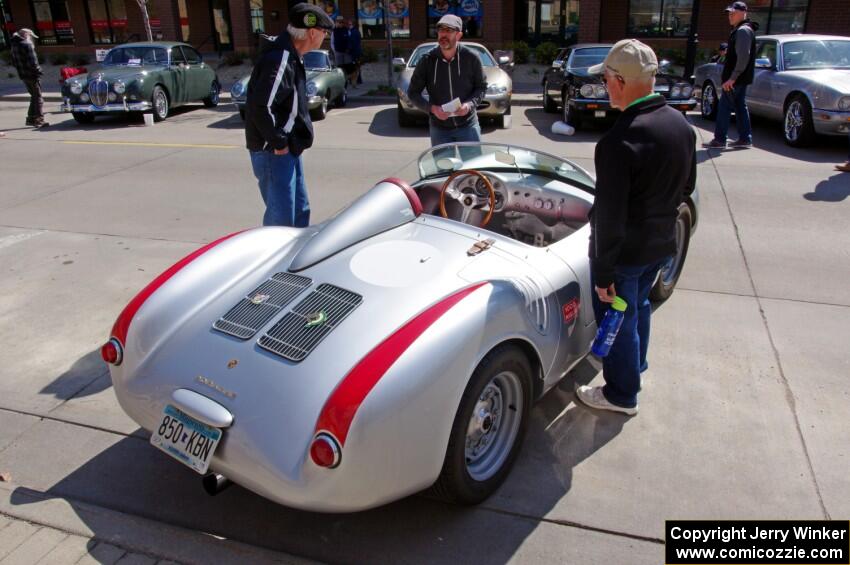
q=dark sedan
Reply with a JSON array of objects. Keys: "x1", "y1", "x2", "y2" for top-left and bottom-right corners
[{"x1": 541, "y1": 44, "x2": 697, "y2": 129}]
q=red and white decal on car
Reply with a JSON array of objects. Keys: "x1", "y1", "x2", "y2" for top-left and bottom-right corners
[
  {"x1": 313, "y1": 281, "x2": 490, "y2": 446},
  {"x1": 562, "y1": 297, "x2": 580, "y2": 324}
]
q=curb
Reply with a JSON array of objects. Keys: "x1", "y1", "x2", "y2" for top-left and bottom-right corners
[{"x1": 0, "y1": 481, "x2": 315, "y2": 565}]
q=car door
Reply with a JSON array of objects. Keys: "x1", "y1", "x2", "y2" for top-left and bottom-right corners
[
  {"x1": 746, "y1": 39, "x2": 778, "y2": 117},
  {"x1": 169, "y1": 46, "x2": 189, "y2": 104},
  {"x1": 181, "y1": 46, "x2": 211, "y2": 101}
]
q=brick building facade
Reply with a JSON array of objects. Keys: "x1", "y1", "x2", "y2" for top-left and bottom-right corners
[{"x1": 0, "y1": 0, "x2": 846, "y2": 57}]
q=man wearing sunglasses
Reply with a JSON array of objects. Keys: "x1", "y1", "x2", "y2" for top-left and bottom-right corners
[
  {"x1": 575, "y1": 39, "x2": 696, "y2": 416},
  {"x1": 245, "y1": 3, "x2": 333, "y2": 227}
]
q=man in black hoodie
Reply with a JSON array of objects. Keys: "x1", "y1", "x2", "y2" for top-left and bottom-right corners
[
  {"x1": 10, "y1": 28, "x2": 48, "y2": 128},
  {"x1": 705, "y1": 1, "x2": 758, "y2": 149},
  {"x1": 575, "y1": 39, "x2": 696, "y2": 416},
  {"x1": 244, "y1": 3, "x2": 333, "y2": 227},
  {"x1": 407, "y1": 14, "x2": 487, "y2": 148}
]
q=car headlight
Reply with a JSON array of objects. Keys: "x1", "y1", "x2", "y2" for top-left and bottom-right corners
[
  {"x1": 671, "y1": 85, "x2": 682, "y2": 98},
  {"x1": 70, "y1": 82, "x2": 82, "y2": 95},
  {"x1": 231, "y1": 81, "x2": 245, "y2": 98},
  {"x1": 594, "y1": 84, "x2": 607, "y2": 98},
  {"x1": 580, "y1": 84, "x2": 594, "y2": 98},
  {"x1": 113, "y1": 81, "x2": 126, "y2": 94},
  {"x1": 486, "y1": 84, "x2": 507, "y2": 95},
  {"x1": 839, "y1": 96, "x2": 850, "y2": 111},
  {"x1": 682, "y1": 85, "x2": 693, "y2": 98},
  {"x1": 306, "y1": 81, "x2": 318, "y2": 96}
]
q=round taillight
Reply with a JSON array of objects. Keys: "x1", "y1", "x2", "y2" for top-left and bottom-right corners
[
  {"x1": 101, "y1": 338, "x2": 123, "y2": 366},
  {"x1": 310, "y1": 433, "x2": 341, "y2": 468}
]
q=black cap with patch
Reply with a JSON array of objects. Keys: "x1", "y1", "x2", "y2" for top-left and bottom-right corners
[{"x1": 289, "y1": 2, "x2": 335, "y2": 30}]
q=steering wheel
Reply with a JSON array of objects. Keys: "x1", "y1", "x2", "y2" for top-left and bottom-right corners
[{"x1": 439, "y1": 170, "x2": 496, "y2": 228}]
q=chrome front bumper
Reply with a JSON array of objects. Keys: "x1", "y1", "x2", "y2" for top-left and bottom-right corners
[
  {"x1": 813, "y1": 109, "x2": 850, "y2": 136},
  {"x1": 61, "y1": 99, "x2": 152, "y2": 113}
]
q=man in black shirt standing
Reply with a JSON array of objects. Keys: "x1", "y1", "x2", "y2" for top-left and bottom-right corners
[
  {"x1": 705, "y1": 1, "x2": 758, "y2": 149},
  {"x1": 575, "y1": 39, "x2": 696, "y2": 416}
]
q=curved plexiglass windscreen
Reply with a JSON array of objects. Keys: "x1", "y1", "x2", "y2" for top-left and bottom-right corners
[
  {"x1": 103, "y1": 46, "x2": 169, "y2": 66},
  {"x1": 417, "y1": 143, "x2": 595, "y2": 191},
  {"x1": 409, "y1": 44, "x2": 496, "y2": 67},
  {"x1": 782, "y1": 40, "x2": 850, "y2": 70}
]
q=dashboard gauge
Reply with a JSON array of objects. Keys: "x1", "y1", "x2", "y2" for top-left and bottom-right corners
[{"x1": 475, "y1": 177, "x2": 491, "y2": 196}]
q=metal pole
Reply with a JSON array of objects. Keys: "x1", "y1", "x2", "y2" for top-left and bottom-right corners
[
  {"x1": 684, "y1": 0, "x2": 701, "y2": 80},
  {"x1": 384, "y1": 2, "x2": 393, "y2": 86}
]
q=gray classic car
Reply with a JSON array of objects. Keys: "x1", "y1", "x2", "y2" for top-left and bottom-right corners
[
  {"x1": 694, "y1": 34, "x2": 850, "y2": 147},
  {"x1": 60, "y1": 42, "x2": 220, "y2": 124},
  {"x1": 230, "y1": 49, "x2": 347, "y2": 121},
  {"x1": 395, "y1": 42, "x2": 513, "y2": 128}
]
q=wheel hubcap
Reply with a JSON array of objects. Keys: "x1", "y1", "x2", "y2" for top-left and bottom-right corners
[
  {"x1": 785, "y1": 102, "x2": 802, "y2": 141},
  {"x1": 702, "y1": 86, "x2": 714, "y2": 116},
  {"x1": 465, "y1": 371, "x2": 523, "y2": 481},
  {"x1": 210, "y1": 83, "x2": 219, "y2": 102},
  {"x1": 661, "y1": 216, "x2": 687, "y2": 286},
  {"x1": 155, "y1": 93, "x2": 167, "y2": 117}
]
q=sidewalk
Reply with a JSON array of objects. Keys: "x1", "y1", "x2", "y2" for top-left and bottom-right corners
[{"x1": 0, "y1": 481, "x2": 313, "y2": 565}]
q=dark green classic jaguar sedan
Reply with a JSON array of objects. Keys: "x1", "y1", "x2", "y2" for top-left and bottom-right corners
[{"x1": 60, "y1": 41, "x2": 220, "y2": 124}]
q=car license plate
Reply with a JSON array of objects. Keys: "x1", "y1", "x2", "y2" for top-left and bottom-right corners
[
  {"x1": 150, "y1": 405, "x2": 221, "y2": 474},
  {"x1": 594, "y1": 110, "x2": 606, "y2": 118}
]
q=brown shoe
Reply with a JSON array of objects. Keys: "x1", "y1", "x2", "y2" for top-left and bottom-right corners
[{"x1": 835, "y1": 162, "x2": 850, "y2": 173}]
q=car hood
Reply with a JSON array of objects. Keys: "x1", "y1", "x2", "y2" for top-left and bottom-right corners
[
  {"x1": 397, "y1": 65, "x2": 511, "y2": 91},
  {"x1": 782, "y1": 69, "x2": 850, "y2": 94}
]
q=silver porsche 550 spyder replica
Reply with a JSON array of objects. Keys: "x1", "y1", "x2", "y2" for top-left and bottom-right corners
[{"x1": 103, "y1": 143, "x2": 698, "y2": 512}]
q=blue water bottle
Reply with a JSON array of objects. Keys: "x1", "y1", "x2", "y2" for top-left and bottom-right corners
[{"x1": 591, "y1": 296, "x2": 628, "y2": 357}]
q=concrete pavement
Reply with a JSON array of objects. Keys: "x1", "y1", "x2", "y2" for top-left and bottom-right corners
[{"x1": 0, "y1": 93, "x2": 847, "y2": 564}]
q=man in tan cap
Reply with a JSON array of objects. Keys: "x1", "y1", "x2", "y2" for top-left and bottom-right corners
[
  {"x1": 10, "y1": 27, "x2": 48, "y2": 128},
  {"x1": 575, "y1": 39, "x2": 696, "y2": 416}
]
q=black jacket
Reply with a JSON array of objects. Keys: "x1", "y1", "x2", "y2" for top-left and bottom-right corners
[
  {"x1": 722, "y1": 20, "x2": 759, "y2": 86},
  {"x1": 407, "y1": 44, "x2": 487, "y2": 130},
  {"x1": 245, "y1": 33, "x2": 313, "y2": 155},
  {"x1": 589, "y1": 95, "x2": 696, "y2": 288},
  {"x1": 10, "y1": 34, "x2": 42, "y2": 81}
]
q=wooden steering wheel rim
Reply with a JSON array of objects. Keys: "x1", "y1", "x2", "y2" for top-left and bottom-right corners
[{"x1": 438, "y1": 169, "x2": 496, "y2": 228}]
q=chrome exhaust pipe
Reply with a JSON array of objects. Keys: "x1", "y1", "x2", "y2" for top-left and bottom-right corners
[{"x1": 202, "y1": 472, "x2": 233, "y2": 496}]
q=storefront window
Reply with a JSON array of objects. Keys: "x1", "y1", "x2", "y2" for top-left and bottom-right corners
[
  {"x1": 358, "y1": 0, "x2": 384, "y2": 39},
  {"x1": 628, "y1": 0, "x2": 693, "y2": 37},
  {"x1": 747, "y1": 0, "x2": 808, "y2": 34},
  {"x1": 427, "y1": 0, "x2": 481, "y2": 39},
  {"x1": 210, "y1": 0, "x2": 232, "y2": 50},
  {"x1": 30, "y1": 0, "x2": 74, "y2": 45},
  {"x1": 177, "y1": 0, "x2": 189, "y2": 41},
  {"x1": 250, "y1": 0, "x2": 264, "y2": 33},
  {"x1": 85, "y1": 0, "x2": 128, "y2": 44}
]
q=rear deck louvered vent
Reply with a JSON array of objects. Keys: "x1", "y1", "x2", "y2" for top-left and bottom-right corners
[
  {"x1": 258, "y1": 284, "x2": 362, "y2": 362},
  {"x1": 213, "y1": 273, "x2": 312, "y2": 339}
]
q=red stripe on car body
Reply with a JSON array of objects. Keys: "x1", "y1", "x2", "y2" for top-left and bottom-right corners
[{"x1": 314, "y1": 281, "x2": 490, "y2": 445}]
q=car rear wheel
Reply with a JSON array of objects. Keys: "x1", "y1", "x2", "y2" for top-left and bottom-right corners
[
  {"x1": 151, "y1": 86, "x2": 169, "y2": 122},
  {"x1": 651, "y1": 204, "x2": 692, "y2": 302},
  {"x1": 498, "y1": 103, "x2": 512, "y2": 129},
  {"x1": 311, "y1": 91, "x2": 329, "y2": 121},
  {"x1": 430, "y1": 344, "x2": 532, "y2": 505},
  {"x1": 397, "y1": 100, "x2": 416, "y2": 127},
  {"x1": 72, "y1": 112, "x2": 95, "y2": 124},
  {"x1": 562, "y1": 93, "x2": 581, "y2": 129},
  {"x1": 700, "y1": 82, "x2": 718, "y2": 121},
  {"x1": 543, "y1": 80, "x2": 558, "y2": 113},
  {"x1": 203, "y1": 80, "x2": 220, "y2": 107},
  {"x1": 784, "y1": 94, "x2": 816, "y2": 148}
]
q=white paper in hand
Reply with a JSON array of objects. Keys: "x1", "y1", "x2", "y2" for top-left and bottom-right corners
[{"x1": 441, "y1": 98, "x2": 463, "y2": 115}]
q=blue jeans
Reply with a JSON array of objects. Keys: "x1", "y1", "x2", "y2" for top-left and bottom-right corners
[
  {"x1": 592, "y1": 257, "x2": 669, "y2": 409},
  {"x1": 430, "y1": 116, "x2": 482, "y2": 163},
  {"x1": 713, "y1": 84, "x2": 752, "y2": 143},
  {"x1": 249, "y1": 150, "x2": 310, "y2": 227}
]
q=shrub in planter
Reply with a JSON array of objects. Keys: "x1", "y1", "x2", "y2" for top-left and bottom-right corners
[
  {"x1": 361, "y1": 45, "x2": 379, "y2": 63},
  {"x1": 505, "y1": 41, "x2": 530, "y2": 64},
  {"x1": 534, "y1": 41, "x2": 560, "y2": 66},
  {"x1": 72, "y1": 53, "x2": 91, "y2": 66},
  {"x1": 0, "y1": 49, "x2": 11, "y2": 65},
  {"x1": 49, "y1": 53, "x2": 69, "y2": 66},
  {"x1": 222, "y1": 51, "x2": 248, "y2": 66}
]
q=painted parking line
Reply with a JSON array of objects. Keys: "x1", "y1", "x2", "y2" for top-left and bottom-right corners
[{"x1": 61, "y1": 140, "x2": 238, "y2": 149}]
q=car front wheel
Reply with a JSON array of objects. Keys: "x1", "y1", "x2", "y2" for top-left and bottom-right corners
[
  {"x1": 203, "y1": 80, "x2": 220, "y2": 107},
  {"x1": 430, "y1": 344, "x2": 532, "y2": 505},
  {"x1": 397, "y1": 100, "x2": 416, "y2": 127},
  {"x1": 311, "y1": 92, "x2": 329, "y2": 121},
  {"x1": 701, "y1": 82, "x2": 718, "y2": 121},
  {"x1": 543, "y1": 80, "x2": 557, "y2": 113},
  {"x1": 151, "y1": 86, "x2": 169, "y2": 122},
  {"x1": 562, "y1": 94, "x2": 581, "y2": 129},
  {"x1": 651, "y1": 204, "x2": 692, "y2": 302},
  {"x1": 784, "y1": 94, "x2": 816, "y2": 147}
]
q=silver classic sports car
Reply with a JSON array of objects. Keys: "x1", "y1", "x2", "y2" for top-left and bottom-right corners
[
  {"x1": 103, "y1": 143, "x2": 698, "y2": 512},
  {"x1": 694, "y1": 34, "x2": 850, "y2": 147},
  {"x1": 395, "y1": 42, "x2": 513, "y2": 128}
]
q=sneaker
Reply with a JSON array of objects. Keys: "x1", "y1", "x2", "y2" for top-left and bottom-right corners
[
  {"x1": 32, "y1": 121, "x2": 49, "y2": 128},
  {"x1": 728, "y1": 138, "x2": 752, "y2": 148},
  {"x1": 575, "y1": 385, "x2": 638, "y2": 416},
  {"x1": 703, "y1": 139, "x2": 726, "y2": 149}
]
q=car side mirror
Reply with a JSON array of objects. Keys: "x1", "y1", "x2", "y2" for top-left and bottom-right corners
[
  {"x1": 755, "y1": 57, "x2": 773, "y2": 69},
  {"x1": 436, "y1": 157, "x2": 463, "y2": 171},
  {"x1": 499, "y1": 55, "x2": 511, "y2": 65},
  {"x1": 392, "y1": 57, "x2": 406, "y2": 68}
]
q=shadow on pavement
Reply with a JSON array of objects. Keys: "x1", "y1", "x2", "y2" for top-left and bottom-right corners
[
  {"x1": 39, "y1": 349, "x2": 110, "y2": 400},
  {"x1": 523, "y1": 107, "x2": 606, "y2": 144},
  {"x1": 11, "y1": 359, "x2": 629, "y2": 564},
  {"x1": 804, "y1": 172, "x2": 850, "y2": 202}
]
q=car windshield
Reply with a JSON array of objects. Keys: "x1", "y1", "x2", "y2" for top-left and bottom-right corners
[
  {"x1": 417, "y1": 143, "x2": 594, "y2": 191},
  {"x1": 304, "y1": 51, "x2": 330, "y2": 70},
  {"x1": 783, "y1": 40, "x2": 850, "y2": 70},
  {"x1": 409, "y1": 44, "x2": 496, "y2": 67},
  {"x1": 569, "y1": 47, "x2": 610, "y2": 69},
  {"x1": 103, "y1": 46, "x2": 168, "y2": 66}
]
